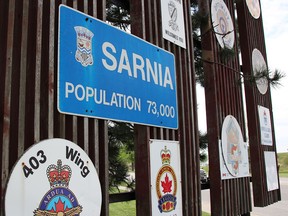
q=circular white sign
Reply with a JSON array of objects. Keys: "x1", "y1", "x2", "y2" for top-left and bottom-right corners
[
  {"x1": 5, "y1": 138, "x2": 102, "y2": 215},
  {"x1": 211, "y1": 0, "x2": 235, "y2": 49},
  {"x1": 221, "y1": 115, "x2": 245, "y2": 177},
  {"x1": 252, "y1": 48, "x2": 268, "y2": 95},
  {"x1": 246, "y1": 0, "x2": 261, "y2": 19}
]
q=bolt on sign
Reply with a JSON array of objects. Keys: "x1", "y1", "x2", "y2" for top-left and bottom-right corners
[
  {"x1": 58, "y1": 5, "x2": 178, "y2": 129},
  {"x1": 160, "y1": 0, "x2": 186, "y2": 49},
  {"x1": 5, "y1": 139, "x2": 102, "y2": 215},
  {"x1": 150, "y1": 139, "x2": 183, "y2": 215}
]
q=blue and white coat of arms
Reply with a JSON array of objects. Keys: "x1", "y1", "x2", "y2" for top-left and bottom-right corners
[{"x1": 74, "y1": 26, "x2": 94, "y2": 67}]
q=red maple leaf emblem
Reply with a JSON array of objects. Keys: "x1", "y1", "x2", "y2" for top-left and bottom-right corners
[
  {"x1": 161, "y1": 173, "x2": 172, "y2": 194},
  {"x1": 55, "y1": 199, "x2": 66, "y2": 212},
  {"x1": 50, "y1": 198, "x2": 70, "y2": 213}
]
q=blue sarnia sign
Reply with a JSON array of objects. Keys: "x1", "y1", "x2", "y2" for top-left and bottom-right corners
[{"x1": 58, "y1": 5, "x2": 178, "y2": 129}]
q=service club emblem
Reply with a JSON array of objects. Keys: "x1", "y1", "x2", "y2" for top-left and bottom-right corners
[
  {"x1": 34, "y1": 160, "x2": 82, "y2": 215},
  {"x1": 156, "y1": 146, "x2": 177, "y2": 213}
]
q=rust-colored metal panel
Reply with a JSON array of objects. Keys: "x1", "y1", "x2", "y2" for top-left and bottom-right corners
[
  {"x1": 199, "y1": 0, "x2": 252, "y2": 215},
  {"x1": 0, "y1": 0, "x2": 108, "y2": 215},
  {"x1": 0, "y1": 0, "x2": 201, "y2": 215},
  {"x1": 236, "y1": 0, "x2": 281, "y2": 207},
  {"x1": 131, "y1": 0, "x2": 201, "y2": 215}
]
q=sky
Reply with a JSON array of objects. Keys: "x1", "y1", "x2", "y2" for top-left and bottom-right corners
[
  {"x1": 196, "y1": 0, "x2": 288, "y2": 153},
  {"x1": 262, "y1": 0, "x2": 288, "y2": 153}
]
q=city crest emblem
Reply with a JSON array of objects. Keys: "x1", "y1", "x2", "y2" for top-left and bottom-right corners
[
  {"x1": 34, "y1": 160, "x2": 82, "y2": 216},
  {"x1": 74, "y1": 26, "x2": 94, "y2": 67},
  {"x1": 156, "y1": 146, "x2": 177, "y2": 213}
]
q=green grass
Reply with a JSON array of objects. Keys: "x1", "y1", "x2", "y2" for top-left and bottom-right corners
[
  {"x1": 278, "y1": 152, "x2": 288, "y2": 177},
  {"x1": 109, "y1": 200, "x2": 136, "y2": 216},
  {"x1": 201, "y1": 165, "x2": 209, "y2": 173},
  {"x1": 109, "y1": 201, "x2": 211, "y2": 216}
]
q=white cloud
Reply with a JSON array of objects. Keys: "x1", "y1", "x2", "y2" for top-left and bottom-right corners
[{"x1": 261, "y1": 1, "x2": 288, "y2": 38}]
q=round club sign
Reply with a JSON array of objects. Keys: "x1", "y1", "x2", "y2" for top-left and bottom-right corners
[
  {"x1": 211, "y1": 0, "x2": 235, "y2": 49},
  {"x1": 246, "y1": 0, "x2": 261, "y2": 19},
  {"x1": 5, "y1": 138, "x2": 102, "y2": 215},
  {"x1": 252, "y1": 48, "x2": 268, "y2": 95},
  {"x1": 220, "y1": 115, "x2": 250, "y2": 179}
]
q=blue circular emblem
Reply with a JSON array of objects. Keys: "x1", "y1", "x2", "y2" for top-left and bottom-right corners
[
  {"x1": 37, "y1": 187, "x2": 81, "y2": 214},
  {"x1": 33, "y1": 160, "x2": 83, "y2": 215}
]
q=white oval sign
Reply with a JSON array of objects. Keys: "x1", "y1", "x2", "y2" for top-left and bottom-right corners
[
  {"x1": 5, "y1": 138, "x2": 102, "y2": 215},
  {"x1": 211, "y1": 0, "x2": 235, "y2": 49},
  {"x1": 252, "y1": 48, "x2": 268, "y2": 95},
  {"x1": 220, "y1": 115, "x2": 250, "y2": 179},
  {"x1": 246, "y1": 0, "x2": 261, "y2": 19}
]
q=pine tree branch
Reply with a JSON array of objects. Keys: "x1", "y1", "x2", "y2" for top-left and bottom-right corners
[{"x1": 200, "y1": 58, "x2": 285, "y2": 88}]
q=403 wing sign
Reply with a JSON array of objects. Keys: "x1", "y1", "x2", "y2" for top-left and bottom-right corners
[
  {"x1": 58, "y1": 5, "x2": 178, "y2": 129},
  {"x1": 5, "y1": 139, "x2": 102, "y2": 216}
]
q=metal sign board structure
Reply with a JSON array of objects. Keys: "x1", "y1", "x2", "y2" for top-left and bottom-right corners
[
  {"x1": 149, "y1": 139, "x2": 183, "y2": 215},
  {"x1": 58, "y1": 5, "x2": 178, "y2": 129},
  {"x1": 236, "y1": 0, "x2": 281, "y2": 206},
  {"x1": 5, "y1": 138, "x2": 102, "y2": 215}
]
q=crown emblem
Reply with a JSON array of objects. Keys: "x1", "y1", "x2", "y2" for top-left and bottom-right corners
[
  {"x1": 160, "y1": 146, "x2": 171, "y2": 165},
  {"x1": 46, "y1": 160, "x2": 72, "y2": 188},
  {"x1": 74, "y1": 26, "x2": 94, "y2": 41}
]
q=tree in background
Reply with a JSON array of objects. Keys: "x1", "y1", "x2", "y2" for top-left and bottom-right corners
[
  {"x1": 199, "y1": 131, "x2": 208, "y2": 162},
  {"x1": 106, "y1": 0, "x2": 130, "y2": 31},
  {"x1": 108, "y1": 121, "x2": 135, "y2": 192}
]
